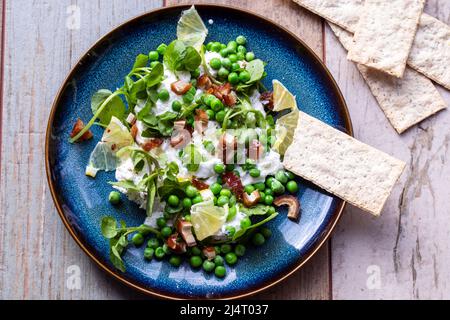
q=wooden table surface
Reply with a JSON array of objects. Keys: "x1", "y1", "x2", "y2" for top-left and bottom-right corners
[{"x1": 0, "y1": 0, "x2": 449, "y2": 299}]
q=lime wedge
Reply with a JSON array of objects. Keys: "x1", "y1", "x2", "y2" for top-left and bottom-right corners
[
  {"x1": 177, "y1": 6, "x2": 208, "y2": 51},
  {"x1": 272, "y1": 108, "x2": 299, "y2": 155},
  {"x1": 272, "y1": 79, "x2": 297, "y2": 112},
  {"x1": 101, "y1": 116, "x2": 134, "y2": 150},
  {"x1": 191, "y1": 200, "x2": 226, "y2": 241}
]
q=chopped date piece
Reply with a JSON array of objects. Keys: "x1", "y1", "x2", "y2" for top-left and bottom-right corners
[
  {"x1": 130, "y1": 124, "x2": 138, "y2": 140},
  {"x1": 176, "y1": 220, "x2": 197, "y2": 247},
  {"x1": 194, "y1": 109, "x2": 208, "y2": 133},
  {"x1": 202, "y1": 247, "x2": 216, "y2": 260},
  {"x1": 260, "y1": 91, "x2": 274, "y2": 110},
  {"x1": 192, "y1": 178, "x2": 209, "y2": 190},
  {"x1": 223, "y1": 91, "x2": 237, "y2": 107},
  {"x1": 222, "y1": 171, "x2": 244, "y2": 200},
  {"x1": 141, "y1": 138, "x2": 163, "y2": 152},
  {"x1": 166, "y1": 233, "x2": 187, "y2": 254},
  {"x1": 197, "y1": 74, "x2": 212, "y2": 90},
  {"x1": 171, "y1": 80, "x2": 192, "y2": 95},
  {"x1": 70, "y1": 118, "x2": 93, "y2": 142}
]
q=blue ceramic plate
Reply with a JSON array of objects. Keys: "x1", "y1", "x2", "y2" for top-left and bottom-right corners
[{"x1": 46, "y1": 4, "x2": 352, "y2": 299}]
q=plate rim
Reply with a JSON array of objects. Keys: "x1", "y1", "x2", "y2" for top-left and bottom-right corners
[{"x1": 45, "y1": 3, "x2": 353, "y2": 300}]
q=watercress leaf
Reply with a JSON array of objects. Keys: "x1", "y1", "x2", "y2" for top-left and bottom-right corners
[
  {"x1": 146, "y1": 179, "x2": 157, "y2": 217},
  {"x1": 245, "y1": 59, "x2": 265, "y2": 84},
  {"x1": 109, "y1": 180, "x2": 142, "y2": 193},
  {"x1": 136, "y1": 97, "x2": 153, "y2": 119},
  {"x1": 164, "y1": 40, "x2": 186, "y2": 71},
  {"x1": 110, "y1": 246, "x2": 126, "y2": 272},
  {"x1": 146, "y1": 62, "x2": 164, "y2": 88},
  {"x1": 232, "y1": 212, "x2": 279, "y2": 241},
  {"x1": 132, "y1": 54, "x2": 149, "y2": 70},
  {"x1": 129, "y1": 78, "x2": 147, "y2": 103},
  {"x1": 183, "y1": 46, "x2": 202, "y2": 71},
  {"x1": 91, "y1": 89, "x2": 126, "y2": 125},
  {"x1": 101, "y1": 216, "x2": 118, "y2": 239},
  {"x1": 147, "y1": 87, "x2": 159, "y2": 104},
  {"x1": 238, "y1": 204, "x2": 271, "y2": 216}
]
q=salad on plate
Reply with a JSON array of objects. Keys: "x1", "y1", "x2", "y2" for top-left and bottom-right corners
[{"x1": 70, "y1": 6, "x2": 301, "y2": 279}]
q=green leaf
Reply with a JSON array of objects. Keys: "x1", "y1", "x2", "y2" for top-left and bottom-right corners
[
  {"x1": 146, "y1": 179, "x2": 157, "y2": 217},
  {"x1": 245, "y1": 59, "x2": 265, "y2": 84},
  {"x1": 183, "y1": 46, "x2": 202, "y2": 71},
  {"x1": 177, "y1": 6, "x2": 208, "y2": 51},
  {"x1": 91, "y1": 89, "x2": 126, "y2": 125},
  {"x1": 164, "y1": 40, "x2": 186, "y2": 71},
  {"x1": 109, "y1": 180, "x2": 142, "y2": 193},
  {"x1": 232, "y1": 212, "x2": 279, "y2": 241},
  {"x1": 110, "y1": 246, "x2": 126, "y2": 272},
  {"x1": 238, "y1": 204, "x2": 272, "y2": 216},
  {"x1": 101, "y1": 217, "x2": 118, "y2": 239},
  {"x1": 139, "y1": 111, "x2": 177, "y2": 137},
  {"x1": 132, "y1": 54, "x2": 149, "y2": 70},
  {"x1": 146, "y1": 62, "x2": 164, "y2": 88}
]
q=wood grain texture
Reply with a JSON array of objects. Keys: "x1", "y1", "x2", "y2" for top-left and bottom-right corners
[
  {"x1": 326, "y1": 0, "x2": 450, "y2": 299},
  {"x1": 0, "y1": 0, "x2": 163, "y2": 300},
  {"x1": 166, "y1": 0, "x2": 330, "y2": 300}
]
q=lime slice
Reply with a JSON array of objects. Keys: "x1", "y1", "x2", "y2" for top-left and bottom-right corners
[
  {"x1": 177, "y1": 6, "x2": 208, "y2": 51},
  {"x1": 191, "y1": 200, "x2": 226, "y2": 241},
  {"x1": 101, "y1": 116, "x2": 134, "y2": 150},
  {"x1": 272, "y1": 79, "x2": 297, "y2": 112},
  {"x1": 272, "y1": 108, "x2": 299, "y2": 155}
]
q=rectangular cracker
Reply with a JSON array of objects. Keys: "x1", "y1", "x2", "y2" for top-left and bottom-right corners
[
  {"x1": 330, "y1": 23, "x2": 447, "y2": 133},
  {"x1": 347, "y1": 0, "x2": 425, "y2": 78},
  {"x1": 293, "y1": 0, "x2": 450, "y2": 89},
  {"x1": 283, "y1": 112, "x2": 406, "y2": 216}
]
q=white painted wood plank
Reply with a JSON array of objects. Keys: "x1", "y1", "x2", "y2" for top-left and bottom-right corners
[
  {"x1": 0, "y1": 0, "x2": 162, "y2": 300},
  {"x1": 326, "y1": 0, "x2": 450, "y2": 299}
]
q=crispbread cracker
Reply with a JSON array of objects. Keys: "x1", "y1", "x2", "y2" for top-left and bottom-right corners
[
  {"x1": 330, "y1": 23, "x2": 447, "y2": 133},
  {"x1": 293, "y1": 0, "x2": 450, "y2": 89},
  {"x1": 283, "y1": 112, "x2": 406, "y2": 216},
  {"x1": 347, "y1": 0, "x2": 425, "y2": 78}
]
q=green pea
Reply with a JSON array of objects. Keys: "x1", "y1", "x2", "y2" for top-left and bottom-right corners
[
  {"x1": 229, "y1": 54, "x2": 238, "y2": 63},
  {"x1": 185, "y1": 185, "x2": 199, "y2": 198},
  {"x1": 132, "y1": 233, "x2": 144, "y2": 247},
  {"x1": 286, "y1": 180, "x2": 299, "y2": 193},
  {"x1": 218, "y1": 67, "x2": 229, "y2": 79},
  {"x1": 240, "y1": 217, "x2": 251, "y2": 229},
  {"x1": 168, "y1": 195, "x2": 180, "y2": 207},
  {"x1": 191, "y1": 68, "x2": 201, "y2": 78},
  {"x1": 156, "y1": 43, "x2": 167, "y2": 55},
  {"x1": 171, "y1": 100, "x2": 182, "y2": 112},
  {"x1": 252, "y1": 233, "x2": 265, "y2": 246},
  {"x1": 220, "y1": 48, "x2": 229, "y2": 57},
  {"x1": 150, "y1": 61, "x2": 160, "y2": 68},
  {"x1": 249, "y1": 168, "x2": 261, "y2": 178},
  {"x1": 225, "y1": 252, "x2": 238, "y2": 265},
  {"x1": 225, "y1": 225, "x2": 236, "y2": 236},
  {"x1": 229, "y1": 195, "x2": 237, "y2": 206},
  {"x1": 275, "y1": 170, "x2": 288, "y2": 184},
  {"x1": 214, "y1": 255, "x2": 225, "y2": 266},
  {"x1": 237, "y1": 45, "x2": 247, "y2": 54},
  {"x1": 236, "y1": 52, "x2": 245, "y2": 61},
  {"x1": 186, "y1": 115, "x2": 194, "y2": 127},
  {"x1": 219, "y1": 189, "x2": 231, "y2": 197},
  {"x1": 239, "y1": 70, "x2": 250, "y2": 83},
  {"x1": 258, "y1": 192, "x2": 266, "y2": 203},
  {"x1": 220, "y1": 244, "x2": 232, "y2": 254},
  {"x1": 184, "y1": 214, "x2": 191, "y2": 222},
  {"x1": 108, "y1": 191, "x2": 121, "y2": 205},
  {"x1": 182, "y1": 197, "x2": 192, "y2": 209},
  {"x1": 203, "y1": 94, "x2": 214, "y2": 106},
  {"x1": 231, "y1": 62, "x2": 240, "y2": 71},
  {"x1": 161, "y1": 226, "x2": 172, "y2": 238},
  {"x1": 206, "y1": 42, "x2": 214, "y2": 51},
  {"x1": 246, "y1": 52, "x2": 255, "y2": 61},
  {"x1": 266, "y1": 177, "x2": 275, "y2": 188},
  {"x1": 183, "y1": 92, "x2": 195, "y2": 104},
  {"x1": 154, "y1": 247, "x2": 165, "y2": 259},
  {"x1": 209, "y1": 58, "x2": 221, "y2": 70},
  {"x1": 214, "y1": 163, "x2": 225, "y2": 174},
  {"x1": 264, "y1": 188, "x2": 273, "y2": 196},
  {"x1": 254, "y1": 182, "x2": 266, "y2": 191},
  {"x1": 245, "y1": 112, "x2": 256, "y2": 127},
  {"x1": 228, "y1": 72, "x2": 239, "y2": 84},
  {"x1": 236, "y1": 35, "x2": 247, "y2": 45},
  {"x1": 149, "y1": 50, "x2": 159, "y2": 61},
  {"x1": 162, "y1": 243, "x2": 171, "y2": 254},
  {"x1": 144, "y1": 248, "x2": 154, "y2": 260},
  {"x1": 260, "y1": 227, "x2": 272, "y2": 239},
  {"x1": 217, "y1": 195, "x2": 229, "y2": 207},
  {"x1": 264, "y1": 195, "x2": 274, "y2": 205},
  {"x1": 215, "y1": 110, "x2": 226, "y2": 123},
  {"x1": 227, "y1": 206, "x2": 237, "y2": 222},
  {"x1": 192, "y1": 195, "x2": 203, "y2": 204},
  {"x1": 234, "y1": 244, "x2": 246, "y2": 257},
  {"x1": 210, "y1": 183, "x2": 222, "y2": 195},
  {"x1": 147, "y1": 238, "x2": 159, "y2": 249},
  {"x1": 244, "y1": 185, "x2": 255, "y2": 194},
  {"x1": 211, "y1": 42, "x2": 221, "y2": 52},
  {"x1": 222, "y1": 58, "x2": 232, "y2": 70},
  {"x1": 227, "y1": 40, "x2": 238, "y2": 51},
  {"x1": 268, "y1": 206, "x2": 276, "y2": 214},
  {"x1": 271, "y1": 179, "x2": 285, "y2": 194},
  {"x1": 211, "y1": 98, "x2": 224, "y2": 112},
  {"x1": 203, "y1": 260, "x2": 215, "y2": 273},
  {"x1": 191, "y1": 246, "x2": 202, "y2": 256},
  {"x1": 286, "y1": 171, "x2": 295, "y2": 180},
  {"x1": 169, "y1": 256, "x2": 182, "y2": 267},
  {"x1": 214, "y1": 246, "x2": 221, "y2": 255},
  {"x1": 190, "y1": 255, "x2": 203, "y2": 268},
  {"x1": 266, "y1": 115, "x2": 275, "y2": 126},
  {"x1": 156, "y1": 217, "x2": 166, "y2": 228},
  {"x1": 220, "y1": 43, "x2": 227, "y2": 49},
  {"x1": 215, "y1": 266, "x2": 226, "y2": 278},
  {"x1": 158, "y1": 89, "x2": 170, "y2": 101}
]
